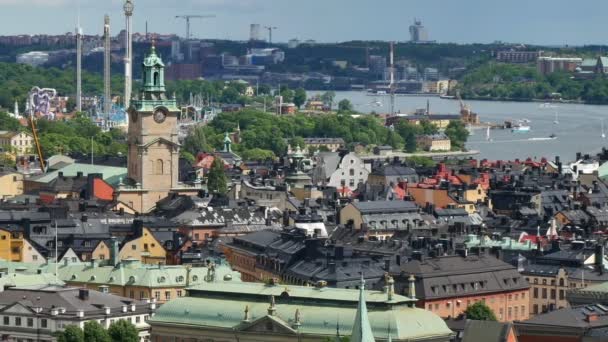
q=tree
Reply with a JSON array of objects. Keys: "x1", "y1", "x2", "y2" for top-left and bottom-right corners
[
  {"x1": 57, "y1": 325, "x2": 84, "y2": 342},
  {"x1": 240, "y1": 148, "x2": 276, "y2": 161},
  {"x1": 338, "y1": 99, "x2": 354, "y2": 112},
  {"x1": 293, "y1": 88, "x2": 307, "y2": 109},
  {"x1": 464, "y1": 302, "x2": 498, "y2": 321},
  {"x1": 183, "y1": 126, "x2": 212, "y2": 155},
  {"x1": 444, "y1": 121, "x2": 469, "y2": 150},
  {"x1": 84, "y1": 321, "x2": 111, "y2": 342},
  {"x1": 320, "y1": 91, "x2": 336, "y2": 106},
  {"x1": 207, "y1": 156, "x2": 228, "y2": 194},
  {"x1": 108, "y1": 320, "x2": 139, "y2": 342}
]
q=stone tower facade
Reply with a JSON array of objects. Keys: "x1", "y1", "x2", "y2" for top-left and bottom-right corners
[{"x1": 118, "y1": 44, "x2": 182, "y2": 213}]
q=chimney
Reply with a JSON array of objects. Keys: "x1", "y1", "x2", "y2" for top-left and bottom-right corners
[
  {"x1": 110, "y1": 237, "x2": 119, "y2": 266},
  {"x1": 408, "y1": 274, "x2": 417, "y2": 302},
  {"x1": 78, "y1": 288, "x2": 89, "y2": 301},
  {"x1": 335, "y1": 246, "x2": 344, "y2": 260},
  {"x1": 595, "y1": 244, "x2": 604, "y2": 274}
]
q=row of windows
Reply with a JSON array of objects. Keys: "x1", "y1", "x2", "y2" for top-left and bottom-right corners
[
  {"x1": 526, "y1": 277, "x2": 566, "y2": 287},
  {"x1": 533, "y1": 287, "x2": 565, "y2": 300},
  {"x1": 2, "y1": 316, "x2": 46, "y2": 328}
]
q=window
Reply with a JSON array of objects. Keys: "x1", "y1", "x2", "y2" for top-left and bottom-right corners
[
  {"x1": 349, "y1": 169, "x2": 355, "y2": 176},
  {"x1": 498, "y1": 308, "x2": 503, "y2": 320},
  {"x1": 542, "y1": 288, "x2": 547, "y2": 299},
  {"x1": 533, "y1": 304, "x2": 538, "y2": 314},
  {"x1": 522, "y1": 292, "x2": 526, "y2": 299},
  {"x1": 521, "y1": 305, "x2": 526, "y2": 316},
  {"x1": 3, "y1": 316, "x2": 8, "y2": 325},
  {"x1": 155, "y1": 291, "x2": 160, "y2": 300},
  {"x1": 349, "y1": 179, "x2": 355, "y2": 187},
  {"x1": 136, "y1": 316, "x2": 141, "y2": 324},
  {"x1": 177, "y1": 290, "x2": 182, "y2": 297},
  {"x1": 194, "y1": 233, "x2": 200, "y2": 240},
  {"x1": 559, "y1": 289, "x2": 565, "y2": 300},
  {"x1": 15, "y1": 317, "x2": 21, "y2": 326},
  {"x1": 428, "y1": 304, "x2": 432, "y2": 310},
  {"x1": 140, "y1": 291, "x2": 145, "y2": 299},
  {"x1": 131, "y1": 244, "x2": 136, "y2": 250},
  {"x1": 559, "y1": 278, "x2": 565, "y2": 287},
  {"x1": 27, "y1": 318, "x2": 33, "y2": 327},
  {"x1": 41, "y1": 319, "x2": 47, "y2": 328},
  {"x1": 155, "y1": 159, "x2": 164, "y2": 175},
  {"x1": 533, "y1": 288, "x2": 538, "y2": 298},
  {"x1": 508, "y1": 307, "x2": 512, "y2": 319},
  {"x1": 165, "y1": 291, "x2": 171, "y2": 300},
  {"x1": 32, "y1": 255, "x2": 38, "y2": 261},
  {"x1": 550, "y1": 289, "x2": 556, "y2": 300},
  {"x1": 514, "y1": 306, "x2": 519, "y2": 319},
  {"x1": 533, "y1": 278, "x2": 538, "y2": 284},
  {"x1": 542, "y1": 279, "x2": 547, "y2": 285},
  {"x1": 143, "y1": 243, "x2": 149, "y2": 251},
  {"x1": 434, "y1": 304, "x2": 439, "y2": 310}
]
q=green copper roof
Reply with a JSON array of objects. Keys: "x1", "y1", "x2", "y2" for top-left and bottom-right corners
[
  {"x1": 143, "y1": 45, "x2": 164, "y2": 68},
  {"x1": 29, "y1": 163, "x2": 127, "y2": 186},
  {"x1": 151, "y1": 288, "x2": 453, "y2": 341},
  {"x1": 0, "y1": 259, "x2": 241, "y2": 289}
]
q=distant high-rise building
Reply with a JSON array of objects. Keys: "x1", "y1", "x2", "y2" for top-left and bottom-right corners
[
  {"x1": 409, "y1": 19, "x2": 429, "y2": 43},
  {"x1": 250, "y1": 24, "x2": 262, "y2": 41}
]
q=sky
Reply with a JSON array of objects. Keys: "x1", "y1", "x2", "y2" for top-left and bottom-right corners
[{"x1": 1, "y1": 0, "x2": 607, "y2": 45}]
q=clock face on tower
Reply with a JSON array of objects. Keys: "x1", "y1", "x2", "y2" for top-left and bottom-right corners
[{"x1": 154, "y1": 109, "x2": 166, "y2": 124}]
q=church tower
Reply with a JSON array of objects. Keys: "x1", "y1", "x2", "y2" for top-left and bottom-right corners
[{"x1": 119, "y1": 43, "x2": 181, "y2": 213}]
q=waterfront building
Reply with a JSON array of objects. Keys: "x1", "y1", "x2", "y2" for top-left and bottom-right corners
[
  {"x1": 537, "y1": 56, "x2": 582, "y2": 75},
  {"x1": 0, "y1": 286, "x2": 154, "y2": 342},
  {"x1": 148, "y1": 280, "x2": 454, "y2": 341},
  {"x1": 416, "y1": 134, "x2": 452, "y2": 152},
  {"x1": 496, "y1": 50, "x2": 543, "y2": 63}
]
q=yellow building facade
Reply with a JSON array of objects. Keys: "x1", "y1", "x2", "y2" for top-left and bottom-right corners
[{"x1": 118, "y1": 227, "x2": 167, "y2": 264}]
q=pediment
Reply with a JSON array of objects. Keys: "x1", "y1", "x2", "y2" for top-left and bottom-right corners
[
  {"x1": 140, "y1": 137, "x2": 180, "y2": 149},
  {"x1": 238, "y1": 315, "x2": 298, "y2": 334},
  {"x1": 0, "y1": 302, "x2": 35, "y2": 315}
]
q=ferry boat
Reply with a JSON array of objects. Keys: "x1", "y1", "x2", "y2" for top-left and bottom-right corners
[{"x1": 512, "y1": 122, "x2": 531, "y2": 133}]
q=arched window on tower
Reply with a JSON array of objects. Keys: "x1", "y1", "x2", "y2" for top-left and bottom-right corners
[
  {"x1": 155, "y1": 159, "x2": 163, "y2": 175},
  {"x1": 153, "y1": 71, "x2": 159, "y2": 86}
]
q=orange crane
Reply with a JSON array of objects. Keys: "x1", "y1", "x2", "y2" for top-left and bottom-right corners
[{"x1": 28, "y1": 115, "x2": 45, "y2": 172}]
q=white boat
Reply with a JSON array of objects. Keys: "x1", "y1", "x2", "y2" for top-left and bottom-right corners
[
  {"x1": 512, "y1": 123, "x2": 531, "y2": 133},
  {"x1": 553, "y1": 111, "x2": 559, "y2": 124},
  {"x1": 602, "y1": 119, "x2": 606, "y2": 139},
  {"x1": 486, "y1": 126, "x2": 492, "y2": 142}
]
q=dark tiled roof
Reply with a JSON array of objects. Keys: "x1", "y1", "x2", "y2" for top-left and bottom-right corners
[
  {"x1": 463, "y1": 320, "x2": 513, "y2": 342},
  {"x1": 518, "y1": 304, "x2": 608, "y2": 329},
  {"x1": 352, "y1": 200, "x2": 418, "y2": 214},
  {"x1": 371, "y1": 165, "x2": 417, "y2": 177}
]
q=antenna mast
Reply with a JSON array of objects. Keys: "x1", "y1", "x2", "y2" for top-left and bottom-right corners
[{"x1": 389, "y1": 42, "x2": 396, "y2": 116}]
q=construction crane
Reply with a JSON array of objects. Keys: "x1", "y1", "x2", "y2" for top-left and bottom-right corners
[
  {"x1": 29, "y1": 116, "x2": 45, "y2": 172},
  {"x1": 264, "y1": 26, "x2": 278, "y2": 44},
  {"x1": 175, "y1": 15, "x2": 216, "y2": 40}
]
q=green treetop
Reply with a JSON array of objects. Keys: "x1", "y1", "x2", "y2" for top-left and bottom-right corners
[
  {"x1": 207, "y1": 156, "x2": 228, "y2": 194},
  {"x1": 464, "y1": 302, "x2": 498, "y2": 321},
  {"x1": 108, "y1": 320, "x2": 139, "y2": 342},
  {"x1": 84, "y1": 321, "x2": 111, "y2": 342}
]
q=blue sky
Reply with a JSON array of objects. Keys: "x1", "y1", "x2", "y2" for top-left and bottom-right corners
[{"x1": 1, "y1": 0, "x2": 606, "y2": 45}]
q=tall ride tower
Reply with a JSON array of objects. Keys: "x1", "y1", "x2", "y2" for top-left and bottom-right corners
[
  {"x1": 76, "y1": 21, "x2": 83, "y2": 112},
  {"x1": 103, "y1": 15, "x2": 112, "y2": 117},
  {"x1": 124, "y1": 0, "x2": 134, "y2": 110}
]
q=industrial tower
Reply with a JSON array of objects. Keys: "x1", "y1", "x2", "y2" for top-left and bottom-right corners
[
  {"x1": 76, "y1": 20, "x2": 83, "y2": 112},
  {"x1": 103, "y1": 15, "x2": 112, "y2": 117},
  {"x1": 124, "y1": 0, "x2": 134, "y2": 110}
]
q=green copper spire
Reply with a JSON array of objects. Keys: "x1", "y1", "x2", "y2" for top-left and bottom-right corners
[
  {"x1": 223, "y1": 132, "x2": 232, "y2": 153},
  {"x1": 142, "y1": 40, "x2": 166, "y2": 93},
  {"x1": 351, "y1": 277, "x2": 375, "y2": 342}
]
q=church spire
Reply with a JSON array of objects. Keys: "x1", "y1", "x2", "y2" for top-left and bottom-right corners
[{"x1": 351, "y1": 277, "x2": 376, "y2": 342}]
